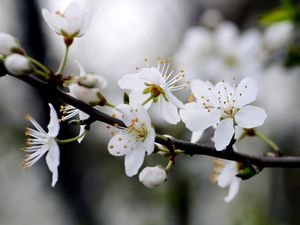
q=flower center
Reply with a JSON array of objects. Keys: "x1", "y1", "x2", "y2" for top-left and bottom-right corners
[{"x1": 128, "y1": 119, "x2": 148, "y2": 142}]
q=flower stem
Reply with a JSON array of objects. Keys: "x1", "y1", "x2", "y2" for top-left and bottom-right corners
[
  {"x1": 56, "y1": 45, "x2": 70, "y2": 75},
  {"x1": 165, "y1": 160, "x2": 173, "y2": 171},
  {"x1": 27, "y1": 56, "x2": 51, "y2": 75},
  {"x1": 142, "y1": 95, "x2": 153, "y2": 106},
  {"x1": 34, "y1": 69, "x2": 50, "y2": 79},
  {"x1": 56, "y1": 129, "x2": 88, "y2": 144},
  {"x1": 105, "y1": 101, "x2": 116, "y2": 108},
  {"x1": 255, "y1": 130, "x2": 280, "y2": 153}
]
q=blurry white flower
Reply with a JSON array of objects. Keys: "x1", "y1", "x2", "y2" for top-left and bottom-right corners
[
  {"x1": 42, "y1": 2, "x2": 90, "y2": 39},
  {"x1": 69, "y1": 62, "x2": 108, "y2": 105},
  {"x1": 118, "y1": 59, "x2": 186, "y2": 124},
  {"x1": 175, "y1": 22, "x2": 263, "y2": 81},
  {"x1": 4, "y1": 54, "x2": 32, "y2": 75},
  {"x1": 263, "y1": 21, "x2": 294, "y2": 52},
  {"x1": 180, "y1": 77, "x2": 267, "y2": 150},
  {"x1": 200, "y1": 9, "x2": 222, "y2": 29},
  {"x1": 213, "y1": 159, "x2": 240, "y2": 202},
  {"x1": 22, "y1": 103, "x2": 60, "y2": 187},
  {"x1": 107, "y1": 104, "x2": 155, "y2": 177},
  {"x1": 139, "y1": 166, "x2": 167, "y2": 188},
  {"x1": 0, "y1": 33, "x2": 20, "y2": 56}
]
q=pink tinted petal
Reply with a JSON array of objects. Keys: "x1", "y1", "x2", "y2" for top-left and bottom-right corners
[
  {"x1": 47, "y1": 103, "x2": 60, "y2": 137},
  {"x1": 124, "y1": 145, "x2": 146, "y2": 177},
  {"x1": 235, "y1": 105, "x2": 267, "y2": 128},
  {"x1": 214, "y1": 118, "x2": 234, "y2": 150},
  {"x1": 234, "y1": 77, "x2": 257, "y2": 107}
]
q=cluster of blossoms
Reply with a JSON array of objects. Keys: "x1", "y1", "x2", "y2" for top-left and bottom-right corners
[{"x1": 1, "y1": 2, "x2": 282, "y2": 203}]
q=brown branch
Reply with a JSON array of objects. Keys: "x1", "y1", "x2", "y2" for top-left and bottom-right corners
[{"x1": 15, "y1": 75, "x2": 300, "y2": 168}]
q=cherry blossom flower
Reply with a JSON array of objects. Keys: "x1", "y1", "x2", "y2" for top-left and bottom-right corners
[
  {"x1": 61, "y1": 62, "x2": 107, "y2": 142},
  {"x1": 180, "y1": 77, "x2": 267, "y2": 150},
  {"x1": 0, "y1": 33, "x2": 20, "y2": 56},
  {"x1": 212, "y1": 158, "x2": 240, "y2": 202},
  {"x1": 107, "y1": 104, "x2": 155, "y2": 177},
  {"x1": 139, "y1": 166, "x2": 167, "y2": 188},
  {"x1": 22, "y1": 103, "x2": 60, "y2": 187},
  {"x1": 118, "y1": 59, "x2": 187, "y2": 124},
  {"x1": 4, "y1": 54, "x2": 32, "y2": 76},
  {"x1": 42, "y1": 2, "x2": 90, "y2": 39}
]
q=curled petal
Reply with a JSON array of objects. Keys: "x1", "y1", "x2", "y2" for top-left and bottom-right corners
[
  {"x1": 214, "y1": 118, "x2": 234, "y2": 150},
  {"x1": 224, "y1": 177, "x2": 240, "y2": 202},
  {"x1": 235, "y1": 105, "x2": 267, "y2": 128},
  {"x1": 46, "y1": 139, "x2": 60, "y2": 187},
  {"x1": 47, "y1": 103, "x2": 60, "y2": 137}
]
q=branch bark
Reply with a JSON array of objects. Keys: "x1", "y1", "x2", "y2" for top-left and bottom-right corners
[{"x1": 16, "y1": 75, "x2": 300, "y2": 168}]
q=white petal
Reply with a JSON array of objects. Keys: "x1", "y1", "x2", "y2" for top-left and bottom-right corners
[
  {"x1": 46, "y1": 139, "x2": 60, "y2": 187},
  {"x1": 235, "y1": 105, "x2": 267, "y2": 128},
  {"x1": 63, "y1": 2, "x2": 83, "y2": 35},
  {"x1": 180, "y1": 102, "x2": 220, "y2": 131},
  {"x1": 140, "y1": 67, "x2": 165, "y2": 86},
  {"x1": 214, "y1": 118, "x2": 234, "y2": 150},
  {"x1": 164, "y1": 89, "x2": 183, "y2": 108},
  {"x1": 77, "y1": 110, "x2": 89, "y2": 143},
  {"x1": 234, "y1": 77, "x2": 258, "y2": 107},
  {"x1": 191, "y1": 130, "x2": 204, "y2": 143},
  {"x1": 107, "y1": 131, "x2": 133, "y2": 156},
  {"x1": 224, "y1": 177, "x2": 240, "y2": 202},
  {"x1": 124, "y1": 145, "x2": 146, "y2": 177},
  {"x1": 160, "y1": 98, "x2": 180, "y2": 124},
  {"x1": 118, "y1": 73, "x2": 145, "y2": 90},
  {"x1": 47, "y1": 103, "x2": 60, "y2": 137},
  {"x1": 213, "y1": 81, "x2": 235, "y2": 105},
  {"x1": 129, "y1": 91, "x2": 152, "y2": 110},
  {"x1": 75, "y1": 61, "x2": 86, "y2": 76},
  {"x1": 143, "y1": 127, "x2": 155, "y2": 155},
  {"x1": 217, "y1": 161, "x2": 236, "y2": 187},
  {"x1": 191, "y1": 79, "x2": 215, "y2": 102},
  {"x1": 42, "y1": 9, "x2": 59, "y2": 33}
]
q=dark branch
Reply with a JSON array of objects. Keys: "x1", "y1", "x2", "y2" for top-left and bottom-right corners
[{"x1": 15, "y1": 75, "x2": 300, "y2": 168}]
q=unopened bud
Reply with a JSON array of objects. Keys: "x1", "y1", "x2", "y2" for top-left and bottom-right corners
[
  {"x1": 4, "y1": 54, "x2": 32, "y2": 75},
  {"x1": 139, "y1": 166, "x2": 167, "y2": 188},
  {"x1": 0, "y1": 33, "x2": 20, "y2": 56},
  {"x1": 78, "y1": 74, "x2": 98, "y2": 88}
]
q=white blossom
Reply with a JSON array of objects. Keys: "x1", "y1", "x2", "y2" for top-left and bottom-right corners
[
  {"x1": 118, "y1": 59, "x2": 186, "y2": 124},
  {"x1": 213, "y1": 159, "x2": 240, "y2": 202},
  {"x1": 139, "y1": 166, "x2": 167, "y2": 188},
  {"x1": 42, "y1": 2, "x2": 90, "y2": 38},
  {"x1": 175, "y1": 22, "x2": 263, "y2": 81},
  {"x1": 180, "y1": 77, "x2": 267, "y2": 150},
  {"x1": 22, "y1": 103, "x2": 60, "y2": 187},
  {"x1": 0, "y1": 33, "x2": 20, "y2": 56},
  {"x1": 4, "y1": 54, "x2": 32, "y2": 76},
  {"x1": 107, "y1": 104, "x2": 155, "y2": 177}
]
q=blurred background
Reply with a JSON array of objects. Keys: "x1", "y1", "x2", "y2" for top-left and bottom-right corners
[{"x1": 1, "y1": 0, "x2": 300, "y2": 224}]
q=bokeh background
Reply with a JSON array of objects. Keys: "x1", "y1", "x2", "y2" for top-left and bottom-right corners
[{"x1": 1, "y1": 0, "x2": 300, "y2": 224}]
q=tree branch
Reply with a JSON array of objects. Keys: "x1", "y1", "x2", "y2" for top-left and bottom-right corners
[{"x1": 16, "y1": 75, "x2": 300, "y2": 168}]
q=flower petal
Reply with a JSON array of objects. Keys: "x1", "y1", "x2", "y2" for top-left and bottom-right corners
[
  {"x1": 107, "y1": 131, "x2": 133, "y2": 156},
  {"x1": 180, "y1": 102, "x2": 220, "y2": 131},
  {"x1": 129, "y1": 91, "x2": 152, "y2": 110},
  {"x1": 118, "y1": 73, "x2": 145, "y2": 90},
  {"x1": 75, "y1": 60, "x2": 86, "y2": 76},
  {"x1": 47, "y1": 103, "x2": 60, "y2": 137},
  {"x1": 42, "y1": 9, "x2": 60, "y2": 33},
  {"x1": 46, "y1": 139, "x2": 60, "y2": 187},
  {"x1": 164, "y1": 88, "x2": 183, "y2": 108},
  {"x1": 234, "y1": 77, "x2": 258, "y2": 107},
  {"x1": 217, "y1": 161, "x2": 236, "y2": 187},
  {"x1": 124, "y1": 145, "x2": 146, "y2": 177},
  {"x1": 224, "y1": 177, "x2": 240, "y2": 202},
  {"x1": 191, "y1": 130, "x2": 204, "y2": 143},
  {"x1": 214, "y1": 118, "x2": 234, "y2": 150},
  {"x1": 235, "y1": 105, "x2": 267, "y2": 128},
  {"x1": 78, "y1": 110, "x2": 89, "y2": 143},
  {"x1": 139, "y1": 67, "x2": 165, "y2": 86},
  {"x1": 160, "y1": 97, "x2": 180, "y2": 124},
  {"x1": 143, "y1": 127, "x2": 156, "y2": 155}
]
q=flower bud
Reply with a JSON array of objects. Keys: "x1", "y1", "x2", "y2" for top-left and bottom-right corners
[
  {"x1": 0, "y1": 33, "x2": 20, "y2": 56},
  {"x1": 78, "y1": 74, "x2": 99, "y2": 88},
  {"x1": 139, "y1": 166, "x2": 167, "y2": 188},
  {"x1": 4, "y1": 54, "x2": 32, "y2": 75}
]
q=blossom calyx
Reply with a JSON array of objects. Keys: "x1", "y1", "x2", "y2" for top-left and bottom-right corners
[
  {"x1": 4, "y1": 54, "x2": 32, "y2": 76},
  {"x1": 139, "y1": 166, "x2": 167, "y2": 188}
]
